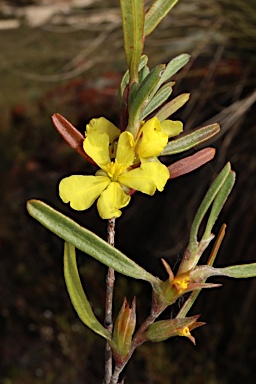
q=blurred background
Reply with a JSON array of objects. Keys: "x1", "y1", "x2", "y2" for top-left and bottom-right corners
[{"x1": 1, "y1": 0, "x2": 256, "y2": 383}]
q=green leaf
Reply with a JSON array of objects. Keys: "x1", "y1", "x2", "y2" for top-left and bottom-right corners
[
  {"x1": 128, "y1": 64, "x2": 165, "y2": 135},
  {"x1": 138, "y1": 55, "x2": 149, "y2": 72},
  {"x1": 119, "y1": 55, "x2": 149, "y2": 100},
  {"x1": 64, "y1": 242, "x2": 113, "y2": 342},
  {"x1": 144, "y1": 0, "x2": 179, "y2": 36},
  {"x1": 191, "y1": 262, "x2": 256, "y2": 281},
  {"x1": 202, "y1": 171, "x2": 235, "y2": 240},
  {"x1": 140, "y1": 82, "x2": 174, "y2": 120},
  {"x1": 27, "y1": 200, "x2": 158, "y2": 283},
  {"x1": 161, "y1": 123, "x2": 220, "y2": 155},
  {"x1": 146, "y1": 54, "x2": 190, "y2": 102},
  {"x1": 138, "y1": 65, "x2": 150, "y2": 84},
  {"x1": 118, "y1": 71, "x2": 130, "y2": 101},
  {"x1": 137, "y1": 54, "x2": 187, "y2": 110},
  {"x1": 177, "y1": 225, "x2": 227, "y2": 318},
  {"x1": 221, "y1": 263, "x2": 256, "y2": 278},
  {"x1": 178, "y1": 164, "x2": 233, "y2": 275},
  {"x1": 188, "y1": 163, "x2": 231, "y2": 254},
  {"x1": 120, "y1": 0, "x2": 144, "y2": 83},
  {"x1": 158, "y1": 54, "x2": 190, "y2": 86},
  {"x1": 156, "y1": 93, "x2": 190, "y2": 122}
]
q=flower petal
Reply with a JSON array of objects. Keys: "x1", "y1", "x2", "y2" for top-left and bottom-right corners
[
  {"x1": 119, "y1": 161, "x2": 169, "y2": 195},
  {"x1": 59, "y1": 175, "x2": 110, "y2": 211},
  {"x1": 83, "y1": 130, "x2": 110, "y2": 169},
  {"x1": 116, "y1": 131, "x2": 135, "y2": 168},
  {"x1": 136, "y1": 117, "x2": 168, "y2": 158},
  {"x1": 160, "y1": 120, "x2": 183, "y2": 138},
  {"x1": 86, "y1": 117, "x2": 120, "y2": 143},
  {"x1": 97, "y1": 182, "x2": 131, "y2": 219}
]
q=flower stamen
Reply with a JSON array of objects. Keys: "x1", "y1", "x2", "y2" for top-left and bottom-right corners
[
  {"x1": 107, "y1": 161, "x2": 127, "y2": 181},
  {"x1": 173, "y1": 274, "x2": 190, "y2": 295},
  {"x1": 178, "y1": 326, "x2": 195, "y2": 345}
]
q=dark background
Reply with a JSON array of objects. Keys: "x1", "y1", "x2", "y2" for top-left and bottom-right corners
[{"x1": 1, "y1": 1, "x2": 256, "y2": 383}]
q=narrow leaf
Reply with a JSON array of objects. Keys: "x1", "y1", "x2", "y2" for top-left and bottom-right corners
[
  {"x1": 51, "y1": 113, "x2": 91, "y2": 161},
  {"x1": 221, "y1": 263, "x2": 256, "y2": 279},
  {"x1": 138, "y1": 55, "x2": 149, "y2": 71},
  {"x1": 168, "y1": 148, "x2": 216, "y2": 179},
  {"x1": 64, "y1": 242, "x2": 113, "y2": 342},
  {"x1": 188, "y1": 163, "x2": 231, "y2": 254},
  {"x1": 148, "y1": 54, "x2": 190, "y2": 99},
  {"x1": 140, "y1": 82, "x2": 174, "y2": 120},
  {"x1": 27, "y1": 200, "x2": 158, "y2": 283},
  {"x1": 178, "y1": 166, "x2": 232, "y2": 274},
  {"x1": 191, "y1": 262, "x2": 256, "y2": 281},
  {"x1": 144, "y1": 0, "x2": 179, "y2": 36},
  {"x1": 177, "y1": 225, "x2": 227, "y2": 318},
  {"x1": 119, "y1": 55, "x2": 149, "y2": 100},
  {"x1": 202, "y1": 171, "x2": 235, "y2": 240},
  {"x1": 138, "y1": 65, "x2": 150, "y2": 84},
  {"x1": 118, "y1": 71, "x2": 130, "y2": 101},
  {"x1": 128, "y1": 64, "x2": 165, "y2": 135},
  {"x1": 161, "y1": 123, "x2": 220, "y2": 155},
  {"x1": 156, "y1": 93, "x2": 190, "y2": 122},
  {"x1": 120, "y1": 0, "x2": 144, "y2": 83},
  {"x1": 158, "y1": 54, "x2": 190, "y2": 86}
]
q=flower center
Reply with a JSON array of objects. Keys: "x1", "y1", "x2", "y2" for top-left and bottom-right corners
[
  {"x1": 173, "y1": 274, "x2": 190, "y2": 295},
  {"x1": 107, "y1": 160, "x2": 126, "y2": 181},
  {"x1": 178, "y1": 326, "x2": 191, "y2": 337}
]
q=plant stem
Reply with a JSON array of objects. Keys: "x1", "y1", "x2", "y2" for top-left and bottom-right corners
[
  {"x1": 109, "y1": 300, "x2": 163, "y2": 383},
  {"x1": 103, "y1": 218, "x2": 116, "y2": 384},
  {"x1": 109, "y1": 366, "x2": 123, "y2": 384},
  {"x1": 130, "y1": 307, "x2": 162, "y2": 355}
]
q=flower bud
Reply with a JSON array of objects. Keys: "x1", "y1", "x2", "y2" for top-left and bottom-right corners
[
  {"x1": 145, "y1": 315, "x2": 204, "y2": 345},
  {"x1": 112, "y1": 297, "x2": 136, "y2": 362},
  {"x1": 152, "y1": 260, "x2": 220, "y2": 311}
]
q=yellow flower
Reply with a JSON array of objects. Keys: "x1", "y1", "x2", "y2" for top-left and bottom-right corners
[
  {"x1": 59, "y1": 117, "x2": 170, "y2": 219},
  {"x1": 177, "y1": 326, "x2": 195, "y2": 345},
  {"x1": 135, "y1": 117, "x2": 168, "y2": 159},
  {"x1": 134, "y1": 117, "x2": 183, "y2": 161},
  {"x1": 173, "y1": 274, "x2": 190, "y2": 295}
]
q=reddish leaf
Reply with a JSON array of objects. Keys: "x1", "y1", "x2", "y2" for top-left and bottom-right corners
[
  {"x1": 51, "y1": 113, "x2": 95, "y2": 164},
  {"x1": 168, "y1": 147, "x2": 216, "y2": 179}
]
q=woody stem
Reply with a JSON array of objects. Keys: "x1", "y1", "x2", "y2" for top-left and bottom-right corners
[{"x1": 103, "y1": 218, "x2": 116, "y2": 384}]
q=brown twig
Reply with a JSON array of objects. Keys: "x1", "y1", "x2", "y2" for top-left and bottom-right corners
[{"x1": 103, "y1": 218, "x2": 116, "y2": 384}]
